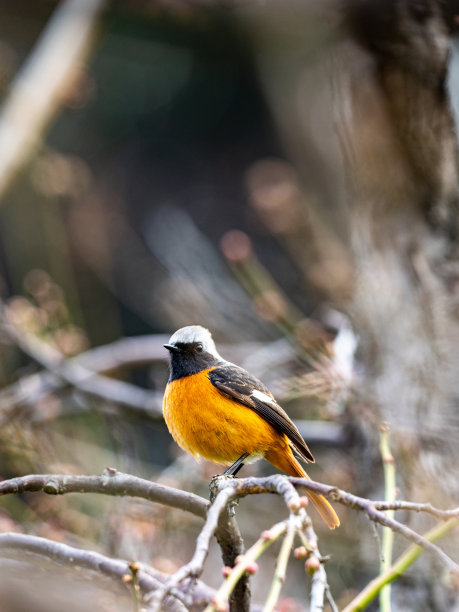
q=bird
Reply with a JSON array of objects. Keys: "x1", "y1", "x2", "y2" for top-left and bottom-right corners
[{"x1": 162, "y1": 325, "x2": 339, "y2": 529}]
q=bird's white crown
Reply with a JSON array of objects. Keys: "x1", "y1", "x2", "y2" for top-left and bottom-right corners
[{"x1": 168, "y1": 325, "x2": 221, "y2": 358}]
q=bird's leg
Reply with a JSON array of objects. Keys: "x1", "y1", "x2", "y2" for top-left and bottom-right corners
[
  {"x1": 223, "y1": 453, "x2": 249, "y2": 477},
  {"x1": 210, "y1": 454, "x2": 249, "y2": 510}
]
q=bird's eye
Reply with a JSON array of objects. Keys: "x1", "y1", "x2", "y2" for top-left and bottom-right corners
[{"x1": 195, "y1": 343, "x2": 203, "y2": 353}]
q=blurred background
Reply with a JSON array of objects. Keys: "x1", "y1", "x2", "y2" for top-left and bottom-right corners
[{"x1": 0, "y1": 1, "x2": 458, "y2": 610}]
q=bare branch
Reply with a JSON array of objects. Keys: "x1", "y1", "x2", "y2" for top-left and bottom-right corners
[
  {"x1": 149, "y1": 485, "x2": 236, "y2": 611},
  {"x1": 341, "y1": 518, "x2": 458, "y2": 612},
  {"x1": 206, "y1": 475, "x2": 459, "y2": 574},
  {"x1": 0, "y1": 532, "x2": 213, "y2": 612},
  {"x1": 372, "y1": 500, "x2": 459, "y2": 521},
  {"x1": 206, "y1": 520, "x2": 289, "y2": 612},
  {"x1": 76, "y1": 334, "x2": 172, "y2": 372},
  {"x1": 74, "y1": 335, "x2": 264, "y2": 374},
  {"x1": 164, "y1": 474, "x2": 327, "y2": 612},
  {"x1": 289, "y1": 477, "x2": 459, "y2": 574},
  {"x1": 0, "y1": 323, "x2": 272, "y2": 423},
  {"x1": 0, "y1": 471, "x2": 208, "y2": 519},
  {"x1": 214, "y1": 504, "x2": 250, "y2": 612},
  {"x1": 0, "y1": 313, "x2": 163, "y2": 418},
  {"x1": 2, "y1": 470, "x2": 457, "y2": 609},
  {"x1": 263, "y1": 514, "x2": 296, "y2": 612}
]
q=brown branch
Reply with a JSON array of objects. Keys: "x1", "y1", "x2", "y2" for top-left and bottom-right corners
[
  {"x1": 76, "y1": 334, "x2": 171, "y2": 372},
  {"x1": 75, "y1": 335, "x2": 262, "y2": 374},
  {"x1": 288, "y1": 477, "x2": 459, "y2": 522},
  {"x1": 208, "y1": 475, "x2": 459, "y2": 574},
  {"x1": 0, "y1": 471, "x2": 208, "y2": 519},
  {"x1": 0, "y1": 532, "x2": 214, "y2": 612},
  {"x1": 373, "y1": 500, "x2": 459, "y2": 521},
  {"x1": 149, "y1": 485, "x2": 237, "y2": 611},
  {"x1": 0, "y1": 314, "x2": 164, "y2": 418},
  {"x1": 288, "y1": 477, "x2": 459, "y2": 574},
  {"x1": 215, "y1": 505, "x2": 250, "y2": 612},
  {"x1": 158, "y1": 474, "x2": 326, "y2": 612},
  {"x1": 3, "y1": 471, "x2": 456, "y2": 608},
  {"x1": 0, "y1": 470, "x2": 251, "y2": 611},
  {"x1": 211, "y1": 474, "x2": 327, "y2": 612},
  {"x1": 0, "y1": 323, "x2": 269, "y2": 422}
]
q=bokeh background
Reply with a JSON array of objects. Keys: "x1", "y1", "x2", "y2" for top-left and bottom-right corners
[{"x1": 0, "y1": 1, "x2": 459, "y2": 611}]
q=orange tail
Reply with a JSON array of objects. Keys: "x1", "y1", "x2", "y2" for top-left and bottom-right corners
[{"x1": 265, "y1": 447, "x2": 340, "y2": 529}]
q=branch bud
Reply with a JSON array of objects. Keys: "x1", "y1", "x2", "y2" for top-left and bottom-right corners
[
  {"x1": 222, "y1": 565, "x2": 232, "y2": 578},
  {"x1": 294, "y1": 546, "x2": 308, "y2": 560},
  {"x1": 298, "y1": 496, "x2": 309, "y2": 508},
  {"x1": 245, "y1": 561, "x2": 259, "y2": 575},
  {"x1": 129, "y1": 561, "x2": 141, "y2": 574},
  {"x1": 211, "y1": 596, "x2": 229, "y2": 612},
  {"x1": 288, "y1": 499, "x2": 301, "y2": 513},
  {"x1": 305, "y1": 556, "x2": 320, "y2": 575}
]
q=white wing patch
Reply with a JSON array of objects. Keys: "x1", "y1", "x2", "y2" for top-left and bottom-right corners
[{"x1": 251, "y1": 389, "x2": 276, "y2": 406}]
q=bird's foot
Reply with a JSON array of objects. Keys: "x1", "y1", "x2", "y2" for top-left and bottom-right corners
[{"x1": 209, "y1": 473, "x2": 237, "y2": 503}]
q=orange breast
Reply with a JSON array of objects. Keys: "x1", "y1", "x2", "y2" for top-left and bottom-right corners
[{"x1": 163, "y1": 368, "x2": 281, "y2": 466}]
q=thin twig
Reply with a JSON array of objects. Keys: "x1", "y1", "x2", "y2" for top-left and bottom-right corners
[
  {"x1": 296, "y1": 517, "x2": 328, "y2": 611},
  {"x1": 372, "y1": 500, "x2": 459, "y2": 519},
  {"x1": 325, "y1": 584, "x2": 339, "y2": 612},
  {"x1": 0, "y1": 324, "x2": 273, "y2": 422},
  {"x1": 288, "y1": 477, "x2": 459, "y2": 573},
  {"x1": 263, "y1": 514, "x2": 296, "y2": 612},
  {"x1": 341, "y1": 518, "x2": 458, "y2": 612},
  {"x1": 206, "y1": 521, "x2": 288, "y2": 612},
  {"x1": 379, "y1": 423, "x2": 396, "y2": 612}
]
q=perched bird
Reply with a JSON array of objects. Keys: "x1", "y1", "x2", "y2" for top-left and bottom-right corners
[{"x1": 163, "y1": 325, "x2": 339, "y2": 529}]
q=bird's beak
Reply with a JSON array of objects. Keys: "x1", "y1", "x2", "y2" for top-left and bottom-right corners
[{"x1": 164, "y1": 343, "x2": 181, "y2": 353}]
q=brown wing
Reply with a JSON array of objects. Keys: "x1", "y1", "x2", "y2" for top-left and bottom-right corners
[{"x1": 208, "y1": 364, "x2": 315, "y2": 463}]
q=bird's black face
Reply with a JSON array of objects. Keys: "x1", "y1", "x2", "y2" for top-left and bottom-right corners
[{"x1": 164, "y1": 342, "x2": 221, "y2": 381}]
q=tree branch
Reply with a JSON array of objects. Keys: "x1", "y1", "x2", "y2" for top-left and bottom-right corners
[
  {"x1": 289, "y1": 477, "x2": 459, "y2": 574},
  {"x1": 0, "y1": 532, "x2": 214, "y2": 612},
  {"x1": 2, "y1": 470, "x2": 457, "y2": 610},
  {"x1": 341, "y1": 518, "x2": 458, "y2": 612},
  {"x1": 214, "y1": 505, "x2": 250, "y2": 612},
  {"x1": 0, "y1": 313, "x2": 164, "y2": 418},
  {"x1": 148, "y1": 485, "x2": 237, "y2": 611},
  {"x1": 0, "y1": 471, "x2": 208, "y2": 519},
  {"x1": 163, "y1": 474, "x2": 326, "y2": 612}
]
